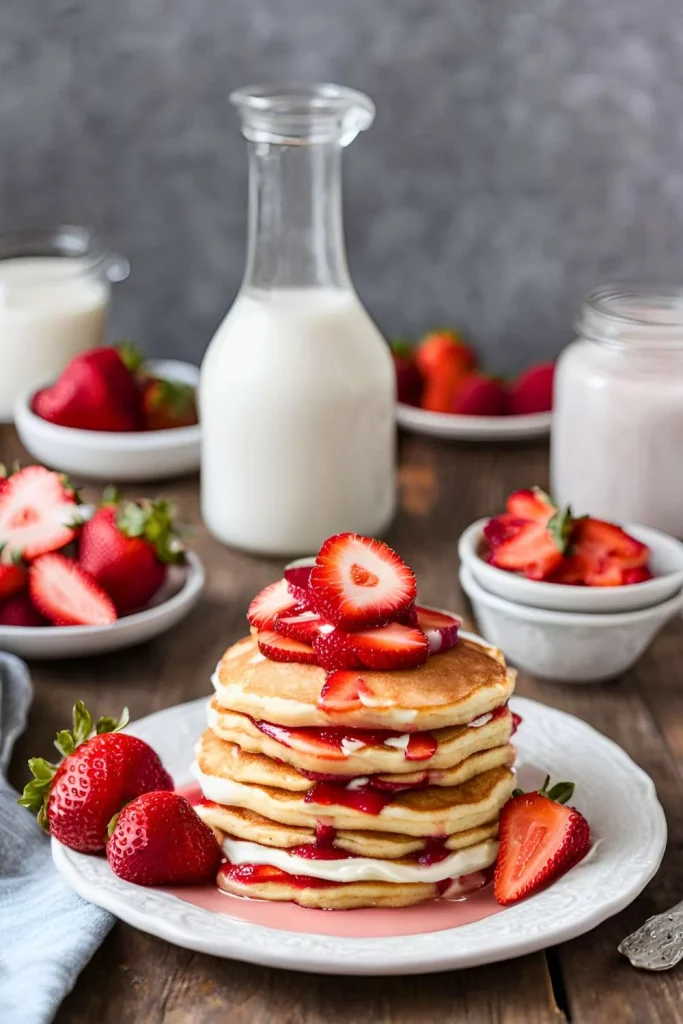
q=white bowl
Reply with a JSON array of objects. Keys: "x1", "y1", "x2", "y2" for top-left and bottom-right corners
[
  {"x1": 396, "y1": 403, "x2": 551, "y2": 442},
  {"x1": 459, "y1": 518, "x2": 683, "y2": 613},
  {"x1": 459, "y1": 564, "x2": 683, "y2": 683},
  {"x1": 0, "y1": 552, "x2": 204, "y2": 659},
  {"x1": 14, "y1": 359, "x2": 200, "y2": 482}
]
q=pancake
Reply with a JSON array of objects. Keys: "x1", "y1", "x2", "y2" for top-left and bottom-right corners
[
  {"x1": 195, "y1": 801, "x2": 500, "y2": 858},
  {"x1": 212, "y1": 633, "x2": 515, "y2": 730},
  {"x1": 208, "y1": 697, "x2": 514, "y2": 776},
  {"x1": 193, "y1": 744, "x2": 516, "y2": 836},
  {"x1": 196, "y1": 727, "x2": 515, "y2": 792}
]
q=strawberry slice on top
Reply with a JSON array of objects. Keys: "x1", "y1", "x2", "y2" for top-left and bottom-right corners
[
  {"x1": 505, "y1": 487, "x2": 557, "y2": 526},
  {"x1": 247, "y1": 579, "x2": 297, "y2": 631},
  {"x1": 257, "y1": 630, "x2": 318, "y2": 665},
  {"x1": 347, "y1": 622, "x2": 429, "y2": 670},
  {"x1": 0, "y1": 465, "x2": 81, "y2": 561},
  {"x1": 310, "y1": 533, "x2": 417, "y2": 629}
]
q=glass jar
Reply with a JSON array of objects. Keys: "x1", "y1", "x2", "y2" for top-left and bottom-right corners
[
  {"x1": 551, "y1": 285, "x2": 683, "y2": 537},
  {"x1": 0, "y1": 226, "x2": 129, "y2": 422},
  {"x1": 200, "y1": 83, "x2": 396, "y2": 555}
]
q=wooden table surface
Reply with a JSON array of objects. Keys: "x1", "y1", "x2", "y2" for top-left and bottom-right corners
[{"x1": 5, "y1": 424, "x2": 683, "y2": 1024}]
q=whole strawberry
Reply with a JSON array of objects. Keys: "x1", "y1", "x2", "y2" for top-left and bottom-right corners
[
  {"x1": 79, "y1": 495, "x2": 185, "y2": 614},
  {"x1": 19, "y1": 701, "x2": 173, "y2": 852},
  {"x1": 106, "y1": 791, "x2": 222, "y2": 886},
  {"x1": 141, "y1": 377, "x2": 198, "y2": 431},
  {"x1": 32, "y1": 346, "x2": 144, "y2": 432}
]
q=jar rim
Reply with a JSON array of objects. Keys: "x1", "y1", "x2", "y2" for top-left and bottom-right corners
[
  {"x1": 230, "y1": 82, "x2": 375, "y2": 146},
  {"x1": 579, "y1": 284, "x2": 683, "y2": 349},
  {"x1": 0, "y1": 226, "x2": 128, "y2": 284}
]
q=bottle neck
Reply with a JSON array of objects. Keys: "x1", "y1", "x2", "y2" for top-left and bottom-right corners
[{"x1": 242, "y1": 139, "x2": 351, "y2": 292}]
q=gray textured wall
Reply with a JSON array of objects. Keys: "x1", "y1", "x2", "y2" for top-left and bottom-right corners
[{"x1": 2, "y1": 0, "x2": 683, "y2": 372}]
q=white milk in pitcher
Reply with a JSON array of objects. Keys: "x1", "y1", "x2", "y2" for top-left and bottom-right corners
[{"x1": 200, "y1": 287, "x2": 396, "y2": 555}]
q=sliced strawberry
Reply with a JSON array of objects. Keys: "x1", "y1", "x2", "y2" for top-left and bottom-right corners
[
  {"x1": 274, "y1": 610, "x2": 326, "y2": 645},
  {"x1": 405, "y1": 733, "x2": 438, "y2": 761},
  {"x1": 483, "y1": 514, "x2": 527, "y2": 551},
  {"x1": 318, "y1": 670, "x2": 365, "y2": 713},
  {"x1": 494, "y1": 784, "x2": 590, "y2": 906},
  {"x1": 257, "y1": 630, "x2": 317, "y2": 664},
  {"x1": 506, "y1": 488, "x2": 556, "y2": 525},
  {"x1": 284, "y1": 558, "x2": 315, "y2": 591},
  {"x1": 312, "y1": 628, "x2": 362, "y2": 670},
  {"x1": 0, "y1": 563, "x2": 26, "y2": 601},
  {"x1": 347, "y1": 622, "x2": 429, "y2": 670},
  {"x1": 29, "y1": 554, "x2": 117, "y2": 626},
  {"x1": 399, "y1": 602, "x2": 419, "y2": 627},
  {"x1": 573, "y1": 517, "x2": 649, "y2": 571},
  {"x1": 0, "y1": 466, "x2": 80, "y2": 561},
  {"x1": 247, "y1": 579, "x2": 297, "y2": 631},
  {"x1": 415, "y1": 606, "x2": 460, "y2": 654},
  {"x1": 0, "y1": 592, "x2": 47, "y2": 627},
  {"x1": 490, "y1": 521, "x2": 567, "y2": 580},
  {"x1": 310, "y1": 533, "x2": 417, "y2": 629},
  {"x1": 255, "y1": 720, "x2": 348, "y2": 761},
  {"x1": 622, "y1": 566, "x2": 653, "y2": 585},
  {"x1": 548, "y1": 554, "x2": 588, "y2": 585},
  {"x1": 582, "y1": 558, "x2": 627, "y2": 587}
]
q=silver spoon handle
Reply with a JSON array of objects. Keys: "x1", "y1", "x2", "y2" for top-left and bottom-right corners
[{"x1": 619, "y1": 900, "x2": 683, "y2": 970}]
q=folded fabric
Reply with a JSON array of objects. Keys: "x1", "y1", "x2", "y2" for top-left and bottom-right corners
[{"x1": 0, "y1": 654, "x2": 113, "y2": 1024}]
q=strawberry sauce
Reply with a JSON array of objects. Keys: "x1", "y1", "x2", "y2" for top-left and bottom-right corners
[{"x1": 304, "y1": 781, "x2": 393, "y2": 815}]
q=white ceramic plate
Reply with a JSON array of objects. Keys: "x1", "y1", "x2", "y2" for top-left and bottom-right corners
[
  {"x1": 52, "y1": 692, "x2": 666, "y2": 974},
  {"x1": 14, "y1": 359, "x2": 200, "y2": 482},
  {"x1": 396, "y1": 403, "x2": 551, "y2": 442},
  {"x1": 0, "y1": 552, "x2": 204, "y2": 659}
]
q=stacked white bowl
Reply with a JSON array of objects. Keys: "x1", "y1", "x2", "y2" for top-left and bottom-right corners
[{"x1": 458, "y1": 519, "x2": 683, "y2": 683}]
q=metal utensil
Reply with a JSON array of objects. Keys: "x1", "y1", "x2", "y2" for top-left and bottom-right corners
[{"x1": 619, "y1": 900, "x2": 683, "y2": 970}]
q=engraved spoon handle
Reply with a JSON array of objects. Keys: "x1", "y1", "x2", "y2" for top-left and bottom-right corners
[{"x1": 619, "y1": 900, "x2": 683, "y2": 970}]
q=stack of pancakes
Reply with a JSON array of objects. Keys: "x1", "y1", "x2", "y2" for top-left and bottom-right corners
[{"x1": 193, "y1": 632, "x2": 517, "y2": 910}]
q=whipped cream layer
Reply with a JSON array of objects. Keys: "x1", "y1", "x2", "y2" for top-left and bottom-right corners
[{"x1": 220, "y1": 834, "x2": 498, "y2": 884}]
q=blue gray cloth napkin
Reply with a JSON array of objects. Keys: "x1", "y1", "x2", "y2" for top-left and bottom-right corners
[{"x1": 0, "y1": 654, "x2": 113, "y2": 1024}]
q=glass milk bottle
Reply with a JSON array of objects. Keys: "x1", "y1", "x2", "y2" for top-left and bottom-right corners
[
  {"x1": 551, "y1": 285, "x2": 683, "y2": 537},
  {"x1": 200, "y1": 84, "x2": 396, "y2": 555}
]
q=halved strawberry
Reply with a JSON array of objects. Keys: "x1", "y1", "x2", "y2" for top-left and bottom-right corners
[
  {"x1": 490, "y1": 519, "x2": 568, "y2": 580},
  {"x1": 506, "y1": 488, "x2": 556, "y2": 525},
  {"x1": 247, "y1": 579, "x2": 297, "y2": 631},
  {"x1": 483, "y1": 514, "x2": 527, "y2": 551},
  {"x1": 405, "y1": 733, "x2": 438, "y2": 761},
  {"x1": 347, "y1": 622, "x2": 429, "y2": 670},
  {"x1": 274, "y1": 610, "x2": 326, "y2": 645},
  {"x1": 0, "y1": 563, "x2": 26, "y2": 601},
  {"x1": 312, "y1": 629, "x2": 362, "y2": 670},
  {"x1": 29, "y1": 554, "x2": 117, "y2": 626},
  {"x1": 257, "y1": 630, "x2": 317, "y2": 664},
  {"x1": 310, "y1": 534, "x2": 417, "y2": 629},
  {"x1": 0, "y1": 466, "x2": 80, "y2": 561},
  {"x1": 573, "y1": 517, "x2": 649, "y2": 571},
  {"x1": 622, "y1": 566, "x2": 653, "y2": 585},
  {"x1": 494, "y1": 778, "x2": 590, "y2": 906},
  {"x1": 415, "y1": 606, "x2": 460, "y2": 654},
  {"x1": 318, "y1": 670, "x2": 365, "y2": 713},
  {"x1": 548, "y1": 554, "x2": 589, "y2": 585}
]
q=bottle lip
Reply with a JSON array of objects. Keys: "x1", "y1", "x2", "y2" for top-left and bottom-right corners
[
  {"x1": 578, "y1": 283, "x2": 683, "y2": 350},
  {"x1": 230, "y1": 82, "x2": 375, "y2": 145}
]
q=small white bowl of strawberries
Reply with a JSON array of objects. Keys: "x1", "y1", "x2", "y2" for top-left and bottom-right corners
[
  {"x1": 14, "y1": 344, "x2": 200, "y2": 482},
  {"x1": 0, "y1": 464, "x2": 204, "y2": 658},
  {"x1": 458, "y1": 488, "x2": 683, "y2": 682},
  {"x1": 392, "y1": 330, "x2": 554, "y2": 441}
]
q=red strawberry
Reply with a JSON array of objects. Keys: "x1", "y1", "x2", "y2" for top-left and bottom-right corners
[
  {"x1": 490, "y1": 514, "x2": 570, "y2": 581},
  {"x1": 310, "y1": 533, "x2": 417, "y2": 629},
  {"x1": 390, "y1": 340, "x2": 423, "y2": 406},
  {"x1": 417, "y1": 331, "x2": 476, "y2": 414},
  {"x1": 19, "y1": 702, "x2": 173, "y2": 852},
  {"x1": 506, "y1": 487, "x2": 556, "y2": 526},
  {"x1": 312, "y1": 628, "x2": 362, "y2": 670},
  {"x1": 548, "y1": 554, "x2": 589, "y2": 585},
  {"x1": 622, "y1": 566, "x2": 653, "y2": 585},
  {"x1": 106, "y1": 791, "x2": 221, "y2": 886},
  {"x1": 304, "y1": 780, "x2": 392, "y2": 816},
  {"x1": 79, "y1": 499, "x2": 185, "y2": 614},
  {"x1": 509, "y1": 362, "x2": 555, "y2": 415},
  {"x1": 257, "y1": 630, "x2": 317, "y2": 664},
  {"x1": 318, "y1": 670, "x2": 366, "y2": 714},
  {"x1": 274, "y1": 610, "x2": 326, "y2": 645},
  {"x1": 0, "y1": 592, "x2": 47, "y2": 626},
  {"x1": 32, "y1": 347, "x2": 144, "y2": 432},
  {"x1": 494, "y1": 777, "x2": 590, "y2": 905},
  {"x1": 29, "y1": 553, "x2": 117, "y2": 626},
  {"x1": 451, "y1": 375, "x2": 510, "y2": 416},
  {"x1": 415, "y1": 606, "x2": 460, "y2": 654},
  {"x1": 248, "y1": 579, "x2": 297, "y2": 631},
  {"x1": 0, "y1": 563, "x2": 26, "y2": 600},
  {"x1": 347, "y1": 622, "x2": 430, "y2": 670},
  {"x1": 0, "y1": 466, "x2": 80, "y2": 560},
  {"x1": 405, "y1": 733, "x2": 438, "y2": 761},
  {"x1": 572, "y1": 517, "x2": 649, "y2": 571},
  {"x1": 141, "y1": 377, "x2": 198, "y2": 431},
  {"x1": 511, "y1": 711, "x2": 522, "y2": 735},
  {"x1": 482, "y1": 514, "x2": 527, "y2": 551},
  {"x1": 255, "y1": 721, "x2": 348, "y2": 761}
]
